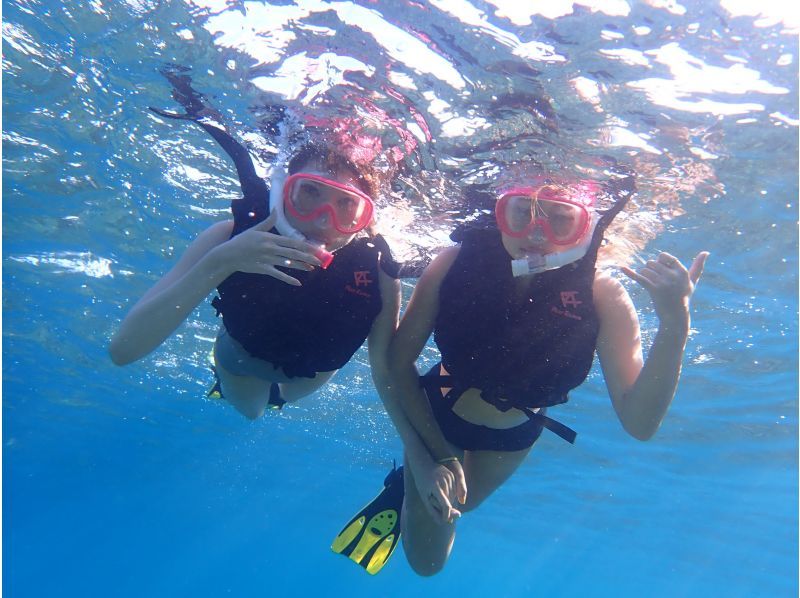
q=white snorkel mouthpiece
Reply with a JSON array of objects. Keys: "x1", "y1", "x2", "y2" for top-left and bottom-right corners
[{"x1": 510, "y1": 213, "x2": 598, "y2": 278}]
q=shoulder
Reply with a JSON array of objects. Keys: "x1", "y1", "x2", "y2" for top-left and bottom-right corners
[
  {"x1": 426, "y1": 245, "x2": 461, "y2": 277},
  {"x1": 204, "y1": 219, "x2": 235, "y2": 239},
  {"x1": 593, "y1": 271, "x2": 636, "y2": 321},
  {"x1": 593, "y1": 271, "x2": 623, "y2": 297},
  {"x1": 413, "y1": 245, "x2": 461, "y2": 296}
]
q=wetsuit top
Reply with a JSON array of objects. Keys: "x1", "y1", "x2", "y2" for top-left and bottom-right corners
[
  {"x1": 212, "y1": 191, "x2": 394, "y2": 379},
  {"x1": 434, "y1": 197, "x2": 628, "y2": 411}
]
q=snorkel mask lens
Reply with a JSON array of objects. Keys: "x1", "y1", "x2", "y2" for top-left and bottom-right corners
[
  {"x1": 283, "y1": 174, "x2": 374, "y2": 234},
  {"x1": 496, "y1": 184, "x2": 591, "y2": 245}
]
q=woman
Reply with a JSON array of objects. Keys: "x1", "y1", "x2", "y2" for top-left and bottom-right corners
[
  {"x1": 109, "y1": 97, "x2": 402, "y2": 420},
  {"x1": 387, "y1": 178, "x2": 708, "y2": 575}
]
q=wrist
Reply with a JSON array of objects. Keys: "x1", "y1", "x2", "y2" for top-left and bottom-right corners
[
  {"x1": 657, "y1": 309, "x2": 690, "y2": 335},
  {"x1": 204, "y1": 243, "x2": 233, "y2": 282}
]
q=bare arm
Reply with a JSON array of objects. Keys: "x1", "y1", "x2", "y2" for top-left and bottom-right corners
[
  {"x1": 595, "y1": 252, "x2": 709, "y2": 440},
  {"x1": 387, "y1": 247, "x2": 461, "y2": 461},
  {"x1": 109, "y1": 220, "x2": 234, "y2": 365},
  {"x1": 109, "y1": 211, "x2": 322, "y2": 365},
  {"x1": 370, "y1": 268, "x2": 463, "y2": 480},
  {"x1": 367, "y1": 271, "x2": 436, "y2": 467},
  {"x1": 367, "y1": 269, "x2": 400, "y2": 405},
  {"x1": 386, "y1": 247, "x2": 468, "y2": 519}
]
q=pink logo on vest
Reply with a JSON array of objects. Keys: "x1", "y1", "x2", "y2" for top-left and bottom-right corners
[
  {"x1": 552, "y1": 290, "x2": 583, "y2": 320},
  {"x1": 346, "y1": 270, "x2": 373, "y2": 298},
  {"x1": 560, "y1": 291, "x2": 582, "y2": 309},
  {"x1": 354, "y1": 271, "x2": 372, "y2": 287}
]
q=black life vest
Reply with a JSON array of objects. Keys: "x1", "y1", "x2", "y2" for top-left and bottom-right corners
[
  {"x1": 212, "y1": 210, "x2": 386, "y2": 378},
  {"x1": 434, "y1": 196, "x2": 628, "y2": 410}
]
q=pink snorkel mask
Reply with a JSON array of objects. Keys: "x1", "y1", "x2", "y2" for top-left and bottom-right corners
[
  {"x1": 495, "y1": 179, "x2": 601, "y2": 277},
  {"x1": 495, "y1": 181, "x2": 598, "y2": 244},
  {"x1": 282, "y1": 173, "x2": 375, "y2": 235}
]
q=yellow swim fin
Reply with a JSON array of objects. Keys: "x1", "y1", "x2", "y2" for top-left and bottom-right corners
[{"x1": 331, "y1": 465, "x2": 404, "y2": 575}]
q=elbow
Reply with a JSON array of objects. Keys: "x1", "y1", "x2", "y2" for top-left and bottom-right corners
[
  {"x1": 623, "y1": 420, "x2": 659, "y2": 442},
  {"x1": 630, "y1": 429, "x2": 656, "y2": 442},
  {"x1": 108, "y1": 337, "x2": 136, "y2": 366}
]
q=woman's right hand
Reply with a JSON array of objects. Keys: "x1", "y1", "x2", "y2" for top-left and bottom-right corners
[{"x1": 213, "y1": 211, "x2": 322, "y2": 285}]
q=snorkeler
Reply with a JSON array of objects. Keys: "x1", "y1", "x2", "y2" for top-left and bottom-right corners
[
  {"x1": 109, "y1": 75, "x2": 405, "y2": 420},
  {"x1": 359, "y1": 176, "x2": 708, "y2": 575}
]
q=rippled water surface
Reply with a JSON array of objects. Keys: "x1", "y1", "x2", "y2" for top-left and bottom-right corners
[{"x1": 3, "y1": 1, "x2": 798, "y2": 596}]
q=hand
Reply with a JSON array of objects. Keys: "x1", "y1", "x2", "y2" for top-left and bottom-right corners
[
  {"x1": 621, "y1": 251, "x2": 709, "y2": 323},
  {"x1": 440, "y1": 458, "x2": 468, "y2": 508},
  {"x1": 214, "y1": 211, "x2": 322, "y2": 285},
  {"x1": 413, "y1": 462, "x2": 464, "y2": 525}
]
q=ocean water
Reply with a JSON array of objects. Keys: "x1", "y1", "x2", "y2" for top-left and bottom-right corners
[{"x1": 2, "y1": 1, "x2": 797, "y2": 596}]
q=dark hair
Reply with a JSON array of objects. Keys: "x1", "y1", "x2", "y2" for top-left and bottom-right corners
[{"x1": 287, "y1": 143, "x2": 379, "y2": 199}]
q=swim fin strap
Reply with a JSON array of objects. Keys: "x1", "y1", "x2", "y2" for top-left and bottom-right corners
[
  {"x1": 331, "y1": 465, "x2": 404, "y2": 575},
  {"x1": 207, "y1": 365, "x2": 223, "y2": 400}
]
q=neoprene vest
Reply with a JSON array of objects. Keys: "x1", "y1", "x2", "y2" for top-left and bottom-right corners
[
  {"x1": 434, "y1": 196, "x2": 628, "y2": 411},
  {"x1": 212, "y1": 191, "x2": 390, "y2": 379}
]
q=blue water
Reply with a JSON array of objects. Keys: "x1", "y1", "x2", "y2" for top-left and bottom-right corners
[{"x1": 3, "y1": 1, "x2": 797, "y2": 596}]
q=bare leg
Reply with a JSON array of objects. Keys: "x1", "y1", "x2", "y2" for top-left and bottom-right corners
[
  {"x1": 460, "y1": 447, "x2": 532, "y2": 511},
  {"x1": 213, "y1": 354, "x2": 273, "y2": 420},
  {"x1": 278, "y1": 370, "x2": 336, "y2": 402},
  {"x1": 401, "y1": 457, "x2": 457, "y2": 577},
  {"x1": 401, "y1": 446, "x2": 532, "y2": 576},
  {"x1": 213, "y1": 329, "x2": 336, "y2": 419}
]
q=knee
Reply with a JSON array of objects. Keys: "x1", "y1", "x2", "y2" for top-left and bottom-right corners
[
  {"x1": 233, "y1": 402, "x2": 265, "y2": 421},
  {"x1": 406, "y1": 554, "x2": 447, "y2": 577},
  {"x1": 402, "y1": 537, "x2": 450, "y2": 577}
]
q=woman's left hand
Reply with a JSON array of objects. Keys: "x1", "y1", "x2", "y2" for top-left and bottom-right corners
[
  {"x1": 620, "y1": 252, "x2": 709, "y2": 323},
  {"x1": 409, "y1": 460, "x2": 463, "y2": 525}
]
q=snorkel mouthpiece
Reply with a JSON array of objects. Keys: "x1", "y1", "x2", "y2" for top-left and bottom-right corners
[
  {"x1": 511, "y1": 246, "x2": 585, "y2": 277},
  {"x1": 313, "y1": 246, "x2": 334, "y2": 269},
  {"x1": 510, "y1": 212, "x2": 599, "y2": 278}
]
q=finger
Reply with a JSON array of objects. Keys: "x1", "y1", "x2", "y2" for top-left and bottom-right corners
[
  {"x1": 431, "y1": 489, "x2": 458, "y2": 525},
  {"x1": 645, "y1": 261, "x2": 673, "y2": 277},
  {"x1": 425, "y1": 492, "x2": 447, "y2": 523},
  {"x1": 272, "y1": 234, "x2": 323, "y2": 253},
  {"x1": 446, "y1": 506, "x2": 462, "y2": 524},
  {"x1": 436, "y1": 480, "x2": 454, "y2": 507},
  {"x1": 271, "y1": 238, "x2": 324, "y2": 265},
  {"x1": 619, "y1": 266, "x2": 654, "y2": 290},
  {"x1": 457, "y1": 483, "x2": 467, "y2": 506},
  {"x1": 263, "y1": 266, "x2": 302, "y2": 286},
  {"x1": 688, "y1": 251, "x2": 710, "y2": 285},
  {"x1": 451, "y1": 463, "x2": 467, "y2": 505},
  {"x1": 656, "y1": 252, "x2": 685, "y2": 271},
  {"x1": 275, "y1": 247, "x2": 324, "y2": 266},
  {"x1": 639, "y1": 267, "x2": 666, "y2": 288},
  {"x1": 259, "y1": 242, "x2": 321, "y2": 268},
  {"x1": 270, "y1": 252, "x2": 316, "y2": 272},
  {"x1": 273, "y1": 259, "x2": 314, "y2": 272}
]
